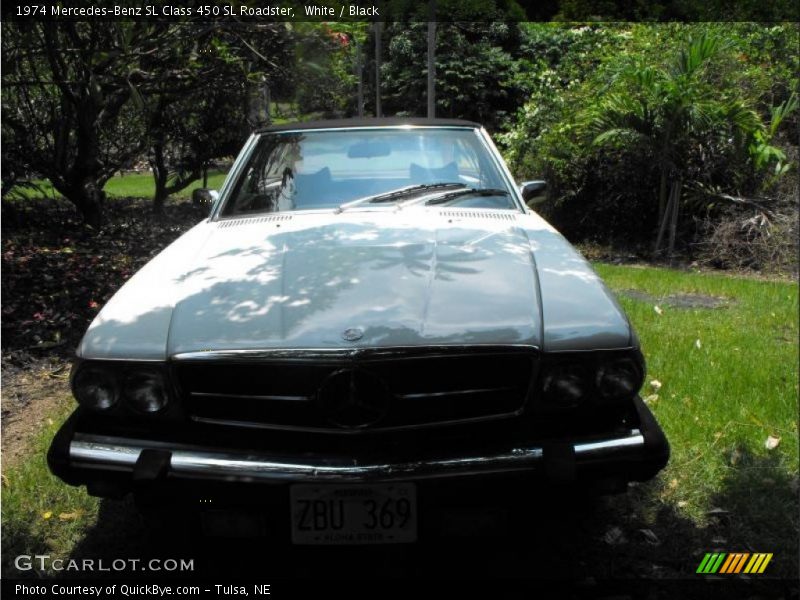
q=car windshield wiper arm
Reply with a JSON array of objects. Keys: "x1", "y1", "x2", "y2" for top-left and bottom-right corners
[
  {"x1": 336, "y1": 182, "x2": 466, "y2": 213},
  {"x1": 398, "y1": 187, "x2": 510, "y2": 208}
]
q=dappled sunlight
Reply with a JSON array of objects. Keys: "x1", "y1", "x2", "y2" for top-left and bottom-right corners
[{"x1": 81, "y1": 212, "x2": 552, "y2": 357}]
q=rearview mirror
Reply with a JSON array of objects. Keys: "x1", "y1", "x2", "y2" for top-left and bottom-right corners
[{"x1": 520, "y1": 180, "x2": 547, "y2": 206}]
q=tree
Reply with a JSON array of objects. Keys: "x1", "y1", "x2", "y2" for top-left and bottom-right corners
[
  {"x1": 374, "y1": 1, "x2": 526, "y2": 129},
  {"x1": 2, "y1": 22, "x2": 197, "y2": 225},
  {"x1": 142, "y1": 23, "x2": 293, "y2": 212},
  {"x1": 1, "y1": 21, "x2": 294, "y2": 223},
  {"x1": 585, "y1": 32, "x2": 764, "y2": 256}
]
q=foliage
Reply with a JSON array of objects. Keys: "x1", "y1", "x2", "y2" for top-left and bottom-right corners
[
  {"x1": 501, "y1": 23, "x2": 799, "y2": 257},
  {"x1": 142, "y1": 23, "x2": 293, "y2": 211},
  {"x1": 369, "y1": 1, "x2": 528, "y2": 129},
  {"x1": 1, "y1": 22, "x2": 158, "y2": 225},
  {"x1": 0, "y1": 22, "x2": 294, "y2": 223}
]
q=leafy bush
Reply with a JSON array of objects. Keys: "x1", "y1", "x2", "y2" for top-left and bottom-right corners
[{"x1": 500, "y1": 23, "x2": 799, "y2": 264}]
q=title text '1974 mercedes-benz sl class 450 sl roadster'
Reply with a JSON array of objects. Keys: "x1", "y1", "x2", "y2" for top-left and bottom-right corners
[{"x1": 49, "y1": 118, "x2": 669, "y2": 544}]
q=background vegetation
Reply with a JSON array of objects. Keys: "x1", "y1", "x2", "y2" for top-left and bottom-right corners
[{"x1": 2, "y1": 16, "x2": 797, "y2": 270}]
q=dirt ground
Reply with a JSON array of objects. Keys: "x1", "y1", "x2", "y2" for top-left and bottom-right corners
[{"x1": 1, "y1": 356, "x2": 72, "y2": 468}]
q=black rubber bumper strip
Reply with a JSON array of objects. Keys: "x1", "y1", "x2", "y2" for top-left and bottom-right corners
[
  {"x1": 46, "y1": 409, "x2": 83, "y2": 486},
  {"x1": 632, "y1": 395, "x2": 671, "y2": 475}
]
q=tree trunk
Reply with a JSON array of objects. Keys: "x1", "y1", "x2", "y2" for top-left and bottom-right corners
[
  {"x1": 657, "y1": 167, "x2": 668, "y2": 222},
  {"x1": 654, "y1": 180, "x2": 677, "y2": 257},
  {"x1": 667, "y1": 178, "x2": 682, "y2": 260},
  {"x1": 150, "y1": 144, "x2": 168, "y2": 215},
  {"x1": 427, "y1": 3, "x2": 437, "y2": 119},
  {"x1": 56, "y1": 177, "x2": 106, "y2": 228},
  {"x1": 374, "y1": 22, "x2": 382, "y2": 118}
]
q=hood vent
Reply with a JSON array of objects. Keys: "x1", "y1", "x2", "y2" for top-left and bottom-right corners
[
  {"x1": 439, "y1": 210, "x2": 517, "y2": 222},
  {"x1": 218, "y1": 214, "x2": 293, "y2": 229}
]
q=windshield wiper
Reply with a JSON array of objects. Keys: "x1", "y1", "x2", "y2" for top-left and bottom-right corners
[
  {"x1": 336, "y1": 182, "x2": 466, "y2": 213},
  {"x1": 398, "y1": 187, "x2": 510, "y2": 208}
]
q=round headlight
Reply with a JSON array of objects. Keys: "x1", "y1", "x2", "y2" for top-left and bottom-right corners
[
  {"x1": 596, "y1": 358, "x2": 642, "y2": 401},
  {"x1": 73, "y1": 366, "x2": 119, "y2": 411},
  {"x1": 124, "y1": 371, "x2": 169, "y2": 414},
  {"x1": 542, "y1": 365, "x2": 589, "y2": 408}
]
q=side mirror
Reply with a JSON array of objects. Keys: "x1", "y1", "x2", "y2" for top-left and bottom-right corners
[
  {"x1": 192, "y1": 188, "x2": 219, "y2": 215},
  {"x1": 519, "y1": 180, "x2": 547, "y2": 206}
]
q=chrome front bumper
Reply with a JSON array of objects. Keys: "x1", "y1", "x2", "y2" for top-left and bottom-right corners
[
  {"x1": 49, "y1": 397, "x2": 669, "y2": 491},
  {"x1": 66, "y1": 430, "x2": 646, "y2": 484}
]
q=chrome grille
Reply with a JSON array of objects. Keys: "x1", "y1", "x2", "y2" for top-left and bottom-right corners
[{"x1": 173, "y1": 349, "x2": 536, "y2": 433}]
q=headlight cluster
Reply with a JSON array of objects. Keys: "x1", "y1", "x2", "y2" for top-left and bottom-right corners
[
  {"x1": 540, "y1": 354, "x2": 643, "y2": 409},
  {"x1": 72, "y1": 363, "x2": 170, "y2": 414}
]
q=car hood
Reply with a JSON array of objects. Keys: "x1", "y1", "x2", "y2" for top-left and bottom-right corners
[{"x1": 79, "y1": 210, "x2": 632, "y2": 360}]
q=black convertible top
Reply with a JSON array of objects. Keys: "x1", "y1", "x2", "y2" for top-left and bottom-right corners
[{"x1": 256, "y1": 117, "x2": 482, "y2": 133}]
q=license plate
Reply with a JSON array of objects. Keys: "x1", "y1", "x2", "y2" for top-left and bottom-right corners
[{"x1": 290, "y1": 483, "x2": 417, "y2": 544}]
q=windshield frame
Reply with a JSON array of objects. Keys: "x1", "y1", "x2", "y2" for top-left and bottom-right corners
[{"x1": 210, "y1": 125, "x2": 526, "y2": 220}]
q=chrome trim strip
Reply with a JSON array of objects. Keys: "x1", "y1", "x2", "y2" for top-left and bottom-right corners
[
  {"x1": 171, "y1": 344, "x2": 539, "y2": 362},
  {"x1": 265, "y1": 125, "x2": 477, "y2": 135},
  {"x1": 476, "y1": 126, "x2": 527, "y2": 213},
  {"x1": 397, "y1": 386, "x2": 519, "y2": 400},
  {"x1": 69, "y1": 430, "x2": 645, "y2": 483},
  {"x1": 189, "y1": 392, "x2": 309, "y2": 402},
  {"x1": 210, "y1": 133, "x2": 259, "y2": 220}
]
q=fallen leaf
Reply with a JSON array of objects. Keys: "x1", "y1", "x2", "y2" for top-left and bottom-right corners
[
  {"x1": 654, "y1": 305, "x2": 663, "y2": 315},
  {"x1": 765, "y1": 435, "x2": 780, "y2": 450},
  {"x1": 42, "y1": 511, "x2": 53, "y2": 520},
  {"x1": 603, "y1": 526, "x2": 626, "y2": 546},
  {"x1": 649, "y1": 379, "x2": 662, "y2": 391},
  {"x1": 677, "y1": 501, "x2": 688, "y2": 508},
  {"x1": 644, "y1": 394, "x2": 659, "y2": 405},
  {"x1": 695, "y1": 338, "x2": 702, "y2": 349},
  {"x1": 58, "y1": 511, "x2": 79, "y2": 521},
  {"x1": 638, "y1": 528, "x2": 660, "y2": 545},
  {"x1": 668, "y1": 478, "x2": 679, "y2": 489}
]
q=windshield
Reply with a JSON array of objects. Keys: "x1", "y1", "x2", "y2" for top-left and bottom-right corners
[{"x1": 220, "y1": 128, "x2": 516, "y2": 216}]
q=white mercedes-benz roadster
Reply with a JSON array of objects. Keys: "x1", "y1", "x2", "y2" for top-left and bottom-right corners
[{"x1": 49, "y1": 118, "x2": 668, "y2": 544}]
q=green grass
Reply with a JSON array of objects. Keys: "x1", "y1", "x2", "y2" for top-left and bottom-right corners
[
  {"x1": 1, "y1": 402, "x2": 101, "y2": 573},
  {"x1": 595, "y1": 263, "x2": 798, "y2": 569},
  {"x1": 9, "y1": 170, "x2": 228, "y2": 201}
]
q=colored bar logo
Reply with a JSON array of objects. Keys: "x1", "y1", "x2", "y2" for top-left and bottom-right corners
[{"x1": 697, "y1": 553, "x2": 773, "y2": 574}]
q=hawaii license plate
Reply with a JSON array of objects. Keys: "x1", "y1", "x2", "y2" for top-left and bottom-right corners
[{"x1": 290, "y1": 483, "x2": 417, "y2": 544}]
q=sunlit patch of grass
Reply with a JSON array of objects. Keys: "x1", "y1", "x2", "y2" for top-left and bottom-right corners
[
  {"x1": 1, "y1": 402, "x2": 100, "y2": 576},
  {"x1": 8, "y1": 171, "x2": 228, "y2": 202},
  {"x1": 595, "y1": 263, "x2": 799, "y2": 570}
]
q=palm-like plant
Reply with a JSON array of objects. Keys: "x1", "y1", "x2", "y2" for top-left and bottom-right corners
[{"x1": 586, "y1": 32, "x2": 763, "y2": 257}]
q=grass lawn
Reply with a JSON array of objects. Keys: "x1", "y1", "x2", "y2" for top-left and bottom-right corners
[
  {"x1": 2, "y1": 263, "x2": 797, "y2": 578},
  {"x1": 595, "y1": 264, "x2": 798, "y2": 570},
  {"x1": 9, "y1": 170, "x2": 229, "y2": 202}
]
